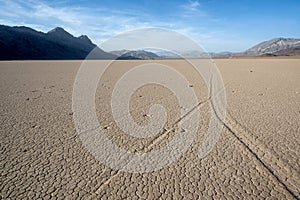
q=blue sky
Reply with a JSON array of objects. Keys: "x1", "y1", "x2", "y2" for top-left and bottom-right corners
[{"x1": 0, "y1": 0, "x2": 299, "y2": 52}]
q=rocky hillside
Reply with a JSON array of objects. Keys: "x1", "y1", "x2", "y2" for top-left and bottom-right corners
[
  {"x1": 245, "y1": 38, "x2": 300, "y2": 56},
  {"x1": 0, "y1": 25, "x2": 115, "y2": 60}
]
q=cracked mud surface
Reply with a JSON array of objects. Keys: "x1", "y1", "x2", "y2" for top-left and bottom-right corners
[{"x1": 1, "y1": 59, "x2": 299, "y2": 199}]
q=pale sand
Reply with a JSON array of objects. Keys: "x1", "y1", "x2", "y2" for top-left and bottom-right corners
[{"x1": 0, "y1": 59, "x2": 299, "y2": 199}]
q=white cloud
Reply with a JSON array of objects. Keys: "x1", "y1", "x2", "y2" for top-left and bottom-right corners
[
  {"x1": 33, "y1": 3, "x2": 82, "y2": 25},
  {"x1": 182, "y1": 0, "x2": 200, "y2": 12}
]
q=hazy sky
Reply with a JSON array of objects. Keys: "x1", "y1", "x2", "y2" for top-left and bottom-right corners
[{"x1": 0, "y1": 0, "x2": 299, "y2": 52}]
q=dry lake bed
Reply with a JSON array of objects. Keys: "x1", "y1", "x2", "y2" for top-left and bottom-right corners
[{"x1": 0, "y1": 59, "x2": 299, "y2": 199}]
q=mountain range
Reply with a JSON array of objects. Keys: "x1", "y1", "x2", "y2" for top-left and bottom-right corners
[
  {"x1": 189, "y1": 38, "x2": 300, "y2": 58},
  {"x1": 110, "y1": 49, "x2": 160, "y2": 60},
  {"x1": 245, "y1": 38, "x2": 300, "y2": 56},
  {"x1": 0, "y1": 25, "x2": 115, "y2": 60},
  {"x1": 0, "y1": 25, "x2": 299, "y2": 60}
]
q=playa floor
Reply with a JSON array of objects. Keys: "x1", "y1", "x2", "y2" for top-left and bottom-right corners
[{"x1": 1, "y1": 59, "x2": 299, "y2": 199}]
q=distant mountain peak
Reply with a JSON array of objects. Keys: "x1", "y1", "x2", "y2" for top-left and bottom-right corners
[
  {"x1": 48, "y1": 27, "x2": 66, "y2": 33},
  {"x1": 47, "y1": 27, "x2": 73, "y2": 37}
]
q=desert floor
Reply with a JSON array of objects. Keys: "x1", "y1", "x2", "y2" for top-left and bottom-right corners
[{"x1": 0, "y1": 59, "x2": 299, "y2": 199}]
